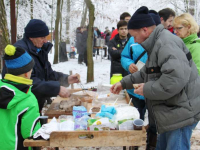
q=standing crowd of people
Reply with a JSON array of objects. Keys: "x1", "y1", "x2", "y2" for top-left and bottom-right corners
[
  {"x1": 110, "y1": 6, "x2": 200, "y2": 150},
  {"x1": 1, "y1": 4, "x2": 200, "y2": 150}
]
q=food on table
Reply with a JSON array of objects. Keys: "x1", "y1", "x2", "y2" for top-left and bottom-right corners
[
  {"x1": 59, "y1": 98, "x2": 81, "y2": 111},
  {"x1": 91, "y1": 107, "x2": 100, "y2": 112},
  {"x1": 133, "y1": 84, "x2": 139, "y2": 89}
]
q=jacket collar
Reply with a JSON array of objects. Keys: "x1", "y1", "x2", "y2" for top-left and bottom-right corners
[
  {"x1": 4, "y1": 74, "x2": 33, "y2": 85},
  {"x1": 114, "y1": 33, "x2": 131, "y2": 42},
  {"x1": 183, "y1": 34, "x2": 198, "y2": 45},
  {"x1": 141, "y1": 24, "x2": 165, "y2": 54},
  {"x1": 23, "y1": 34, "x2": 53, "y2": 55}
]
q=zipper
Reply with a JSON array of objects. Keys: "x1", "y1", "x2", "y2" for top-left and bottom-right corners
[{"x1": 146, "y1": 56, "x2": 159, "y2": 133}]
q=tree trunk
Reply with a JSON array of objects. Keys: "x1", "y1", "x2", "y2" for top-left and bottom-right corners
[
  {"x1": 16, "y1": 0, "x2": 19, "y2": 21},
  {"x1": 84, "y1": 0, "x2": 94, "y2": 83},
  {"x1": 50, "y1": 0, "x2": 54, "y2": 43},
  {"x1": 0, "y1": 0, "x2": 10, "y2": 73},
  {"x1": 30, "y1": 0, "x2": 33, "y2": 19},
  {"x1": 80, "y1": 3, "x2": 87, "y2": 27},
  {"x1": 53, "y1": 0, "x2": 61, "y2": 64},
  {"x1": 66, "y1": 0, "x2": 70, "y2": 44},
  {"x1": 59, "y1": 0, "x2": 63, "y2": 41}
]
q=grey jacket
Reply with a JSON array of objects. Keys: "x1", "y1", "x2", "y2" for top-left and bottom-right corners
[{"x1": 121, "y1": 24, "x2": 200, "y2": 134}]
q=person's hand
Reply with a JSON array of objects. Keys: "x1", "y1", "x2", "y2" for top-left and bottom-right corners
[
  {"x1": 110, "y1": 82, "x2": 123, "y2": 94},
  {"x1": 134, "y1": 83, "x2": 144, "y2": 96},
  {"x1": 129, "y1": 63, "x2": 138, "y2": 73},
  {"x1": 112, "y1": 47, "x2": 117, "y2": 50},
  {"x1": 68, "y1": 73, "x2": 80, "y2": 84},
  {"x1": 59, "y1": 86, "x2": 71, "y2": 98}
]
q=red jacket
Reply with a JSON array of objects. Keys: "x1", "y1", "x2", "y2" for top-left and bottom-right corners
[{"x1": 110, "y1": 29, "x2": 118, "y2": 40}]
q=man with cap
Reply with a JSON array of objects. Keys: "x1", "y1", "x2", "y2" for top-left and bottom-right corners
[
  {"x1": 2, "y1": 19, "x2": 80, "y2": 111},
  {"x1": 120, "y1": 10, "x2": 160, "y2": 150},
  {"x1": 0, "y1": 45, "x2": 41, "y2": 150},
  {"x1": 111, "y1": 6, "x2": 200, "y2": 150},
  {"x1": 120, "y1": 9, "x2": 161, "y2": 150}
]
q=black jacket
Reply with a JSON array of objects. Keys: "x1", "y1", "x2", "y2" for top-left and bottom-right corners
[
  {"x1": 2, "y1": 35, "x2": 69, "y2": 110},
  {"x1": 108, "y1": 34, "x2": 130, "y2": 77}
]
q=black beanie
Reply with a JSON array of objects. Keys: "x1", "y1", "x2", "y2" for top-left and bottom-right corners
[
  {"x1": 149, "y1": 10, "x2": 161, "y2": 26},
  {"x1": 4, "y1": 45, "x2": 35, "y2": 75},
  {"x1": 25, "y1": 19, "x2": 49, "y2": 38},
  {"x1": 128, "y1": 6, "x2": 156, "y2": 29}
]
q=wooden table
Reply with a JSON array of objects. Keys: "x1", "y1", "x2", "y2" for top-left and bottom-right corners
[
  {"x1": 24, "y1": 90, "x2": 146, "y2": 149},
  {"x1": 24, "y1": 128, "x2": 146, "y2": 149},
  {"x1": 45, "y1": 90, "x2": 132, "y2": 119}
]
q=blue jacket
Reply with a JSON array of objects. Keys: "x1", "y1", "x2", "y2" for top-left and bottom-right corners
[
  {"x1": 121, "y1": 37, "x2": 147, "y2": 100},
  {"x1": 2, "y1": 35, "x2": 69, "y2": 110}
]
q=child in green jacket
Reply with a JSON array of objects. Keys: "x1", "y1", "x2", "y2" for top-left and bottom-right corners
[{"x1": 0, "y1": 45, "x2": 41, "y2": 150}]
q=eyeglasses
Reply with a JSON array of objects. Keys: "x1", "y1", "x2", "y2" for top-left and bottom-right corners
[{"x1": 174, "y1": 27, "x2": 184, "y2": 31}]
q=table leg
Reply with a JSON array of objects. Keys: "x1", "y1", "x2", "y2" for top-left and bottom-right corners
[
  {"x1": 32, "y1": 147, "x2": 41, "y2": 150},
  {"x1": 129, "y1": 146, "x2": 138, "y2": 150}
]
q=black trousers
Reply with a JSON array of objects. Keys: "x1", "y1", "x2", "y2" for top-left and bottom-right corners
[
  {"x1": 129, "y1": 94, "x2": 146, "y2": 120},
  {"x1": 78, "y1": 53, "x2": 84, "y2": 64}
]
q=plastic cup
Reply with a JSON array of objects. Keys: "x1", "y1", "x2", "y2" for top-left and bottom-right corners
[
  {"x1": 133, "y1": 119, "x2": 144, "y2": 130},
  {"x1": 39, "y1": 116, "x2": 48, "y2": 126}
]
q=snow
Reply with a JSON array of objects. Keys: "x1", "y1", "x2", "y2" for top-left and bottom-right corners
[
  {"x1": 51, "y1": 55, "x2": 111, "y2": 89},
  {"x1": 47, "y1": 42, "x2": 111, "y2": 88}
]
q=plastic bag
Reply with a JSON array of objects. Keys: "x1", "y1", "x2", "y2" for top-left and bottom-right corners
[
  {"x1": 73, "y1": 106, "x2": 87, "y2": 119},
  {"x1": 92, "y1": 83, "x2": 125, "y2": 106},
  {"x1": 59, "y1": 120, "x2": 75, "y2": 131},
  {"x1": 118, "y1": 119, "x2": 134, "y2": 130},
  {"x1": 74, "y1": 115, "x2": 90, "y2": 130},
  {"x1": 114, "y1": 106, "x2": 140, "y2": 124}
]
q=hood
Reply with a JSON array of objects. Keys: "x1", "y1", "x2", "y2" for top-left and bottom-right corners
[{"x1": 0, "y1": 74, "x2": 32, "y2": 109}]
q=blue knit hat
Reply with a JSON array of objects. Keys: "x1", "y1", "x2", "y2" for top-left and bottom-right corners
[
  {"x1": 128, "y1": 6, "x2": 156, "y2": 29},
  {"x1": 4, "y1": 45, "x2": 35, "y2": 75},
  {"x1": 25, "y1": 19, "x2": 49, "y2": 38},
  {"x1": 149, "y1": 10, "x2": 161, "y2": 26}
]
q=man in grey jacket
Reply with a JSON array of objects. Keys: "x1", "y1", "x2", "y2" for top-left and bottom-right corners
[{"x1": 111, "y1": 6, "x2": 200, "y2": 150}]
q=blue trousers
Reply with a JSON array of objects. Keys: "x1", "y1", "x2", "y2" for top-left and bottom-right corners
[{"x1": 156, "y1": 122, "x2": 198, "y2": 150}]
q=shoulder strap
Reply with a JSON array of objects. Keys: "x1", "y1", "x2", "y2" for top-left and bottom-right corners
[
  {"x1": 130, "y1": 47, "x2": 133, "y2": 60},
  {"x1": 135, "y1": 50, "x2": 146, "y2": 64}
]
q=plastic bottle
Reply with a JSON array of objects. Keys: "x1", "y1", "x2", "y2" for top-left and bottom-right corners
[{"x1": 110, "y1": 74, "x2": 123, "y2": 85}]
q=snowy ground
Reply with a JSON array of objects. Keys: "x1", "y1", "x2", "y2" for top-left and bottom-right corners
[{"x1": 49, "y1": 53, "x2": 111, "y2": 89}]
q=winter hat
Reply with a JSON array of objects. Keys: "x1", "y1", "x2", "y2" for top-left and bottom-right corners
[
  {"x1": 4, "y1": 45, "x2": 35, "y2": 75},
  {"x1": 149, "y1": 10, "x2": 161, "y2": 26},
  {"x1": 25, "y1": 19, "x2": 49, "y2": 38},
  {"x1": 128, "y1": 6, "x2": 156, "y2": 29}
]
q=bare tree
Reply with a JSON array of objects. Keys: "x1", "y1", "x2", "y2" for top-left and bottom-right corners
[
  {"x1": 59, "y1": 0, "x2": 63, "y2": 41},
  {"x1": 16, "y1": 0, "x2": 19, "y2": 20},
  {"x1": 0, "y1": 0, "x2": 10, "y2": 73},
  {"x1": 53, "y1": 0, "x2": 61, "y2": 64},
  {"x1": 30, "y1": 0, "x2": 33, "y2": 19},
  {"x1": 80, "y1": 2, "x2": 87, "y2": 27},
  {"x1": 50, "y1": 0, "x2": 54, "y2": 43},
  {"x1": 84, "y1": 0, "x2": 95, "y2": 82},
  {"x1": 66, "y1": 0, "x2": 70, "y2": 44}
]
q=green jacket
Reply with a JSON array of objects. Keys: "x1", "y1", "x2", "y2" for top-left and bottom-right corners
[
  {"x1": 183, "y1": 34, "x2": 200, "y2": 75},
  {"x1": 0, "y1": 74, "x2": 41, "y2": 150}
]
